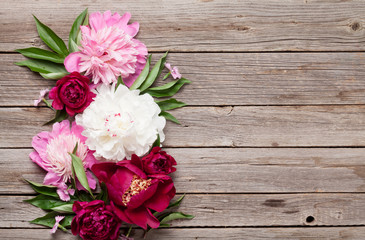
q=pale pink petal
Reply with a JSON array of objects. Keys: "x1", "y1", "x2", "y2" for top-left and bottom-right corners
[
  {"x1": 89, "y1": 12, "x2": 107, "y2": 31},
  {"x1": 171, "y1": 67, "x2": 182, "y2": 79},
  {"x1": 165, "y1": 63, "x2": 182, "y2": 79},
  {"x1": 34, "y1": 88, "x2": 50, "y2": 106},
  {"x1": 64, "y1": 52, "x2": 82, "y2": 73},
  {"x1": 125, "y1": 22, "x2": 139, "y2": 37},
  {"x1": 50, "y1": 215, "x2": 65, "y2": 234},
  {"x1": 43, "y1": 172, "x2": 62, "y2": 186}
]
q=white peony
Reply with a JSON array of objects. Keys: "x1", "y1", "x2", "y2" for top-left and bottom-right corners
[{"x1": 76, "y1": 84, "x2": 166, "y2": 161}]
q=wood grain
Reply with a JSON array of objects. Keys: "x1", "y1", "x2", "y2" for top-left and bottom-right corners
[
  {"x1": 0, "y1": 0, "x2": 364, "y2": 52},
  {"x1": 2, "y1": 194, "x2": 365, "y2": 228},
  {"x1": 2, "y1": 148, "x2": 365, "y2": 194},
  {"x1": 2, "y1": 227, "x2": 365, "y2": 240},
  {"x1": 1, "y1": 106, "x2": 365, "y2": 148},
  {"x1": 3, "y1": 52, "x2": 365, "y2": 106}
]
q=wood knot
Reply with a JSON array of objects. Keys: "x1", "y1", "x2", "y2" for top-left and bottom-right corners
[{"x1": 350, "y1": 22, "x2": 361, "y2": 31}]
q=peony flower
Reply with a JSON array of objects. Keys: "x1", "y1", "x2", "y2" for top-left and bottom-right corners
[
  {"x1": 34, "y1": 88, "x2": 50, "y2": 106},
  {"x1": 50, "y1": 215, "x2": 65, "y2": 234},
  {"x1": 29, "y1": 120, "x2": 97, "y2": 201},
  {"x1": 92, "y1": 155, "x2": 176, "y2": 229},
  {"x1": 165, "y1": 63, "x2": 182, "y2": 79},
  {"x1": 75, "y1": 84, "x2": 165, "y2": 161},
  {"x1": 49, "y1": 72, "x2": 96, "y2": 116},
  {"x1": 71, "y1": 200, "x2": 121, "y2": 240},
  {"x1": 142, "y1": 147, "x2": 177, "y2": 175},
  {"x1": 64, "y1": 11, "x2": 148, "y2": 87}
]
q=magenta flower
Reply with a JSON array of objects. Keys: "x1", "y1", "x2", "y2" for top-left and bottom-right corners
[
  {"x1": 50, "y1": 215, "x2": 65, "y2": 234},
  {"x1": 29, "y1": 120, "x2": 97, "y2": 201},
  {"x1": 49, "y1": 72, "x2": 96, "y2": 116},
  {"x1": 92, "y1": 155, "x2": 176, "y2": 230},
  {"x1": 71, "y1": 200, "x2": 121, "y2": 240},
  {"x1": 64, "y1": 11, "x2": 148, "y2": 87},
  {"x1": 165, "y1": 63, "x2": 182, "y2": 79},
  {"x1": 34, "y1": 88, "x2": 50, "y2": 106}
]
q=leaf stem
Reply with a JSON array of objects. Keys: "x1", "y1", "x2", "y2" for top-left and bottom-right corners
[
  {"x1": 42, "y1": 98, "x2": 54, "y2": 111},
  {"x1": 126, "y1": 226, "x2": 133, "y2": 237}
]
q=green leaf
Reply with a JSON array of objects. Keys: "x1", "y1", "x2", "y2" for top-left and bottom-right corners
[
  {"x1": 160, "y1": 212, "x2": 194, "y2": 224},
  {"x1": 25, "y1": 180, "x2": 58, "y2": 198},
  {"x1": 159, "y1": 111, "x2": 180, "y2": 125},
  {"x1": 156, "y1": 99, "x2": 186, "y2": 111},
  {"x1": 76, "y1": 191, "x2": 94, "y2": 202},
  {"x1": 162, "y1": 72, "x2": 171, "y2": 80},
  {"x1": 24, "y1": 194, "x2": 68, "y2": 210},
  {"x1": 69, "y1": 39, "x2": 80, "y2": 53},
  {"x1": 168, "y1": 194, "x2": 185, "y2": 209},
  {"x1": 158, "y1": 223, "x2": 170, "y2": 228},
  {"x1": 30, "y1": 211, "x2": 58, "y2": 228},
  {"x1": 40, "y1": 72, "x2": 68, "y2": 80},
  {"x1": 33, "y1": 15, "x2": 69, "y2": 56},
  {"x1": 15, "y1": 59, "x2": 68, "y2": 74},
  {"x1": 16, "y1": 47, "x2": 65, "y2": 63},
  {"x1": 72, "y1": 142, "x2": 78, "y2": 154},
  {"x1": 69, "y1": 8, "x2": 88, "y2": 52},
  {"x1": 129, "y1": 55, "x2": 151, "y2": 90},
  {"x1": 44, "y1": 109, "x2": 68, "y2": 125},
  {"x1": 70, "y1": 153, "x2": 93, "y2": 196},
  {"x1": 139, "y1": 52, "x2": 168, "y2": 92},
  {"x1": 51, "y1": 204, "x2": 74, "y2": 213},
  {"x1": 144, "y1": 78, "x2": 191, "y2": 98},
  {"x1": 96, "y1": 182, "x2": 109, "y2": 203},
  {"x1": 115, "y1": 76, "x2": 124, "y2": 91},
  {"x1": 60, "y1": 215, "x2": 75, "y2": 228},
  {"x1": 151, "y1": 134, "x2": 160, "y2": 149}
]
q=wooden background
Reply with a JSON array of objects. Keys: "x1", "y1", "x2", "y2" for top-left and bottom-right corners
[{"x1": 1, "y1": 0, "x2": 365, "y2": 239}]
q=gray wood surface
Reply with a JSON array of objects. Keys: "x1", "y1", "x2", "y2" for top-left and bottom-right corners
[
  {"x1": 1, "y1": 0, "x2": 365, "y2": 52},
  {"x1": 1, "y1": 0, "x2": 365, "y2": 239},
  {"x1": 3, "y1": 53, "x2": 365, "y2": 106},
  {"x1": 2, "y1": 148, "x2": 365, "y2": 194},
  {"x1": 1, "y1": 106, "x2": 365, "y2": 148},
  {"x1": 2, "y1": 227, "x2": 365, "y2": 240},
  {"x1": 2, "y1": 194, "x2": 365, "y2": 228}
]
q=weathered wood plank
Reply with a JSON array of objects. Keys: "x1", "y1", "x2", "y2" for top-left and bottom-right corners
[
  {"x1": 0, "y1": 0, "x2": 364, "y2": 52},
  {"x1": 2, "y1": 194, "x2": 365, "y2": 227},
  {"x1": 3, "y1": 53, "x2": 365, "y2": 106},
  {"x1": 2, "y1": 227, "x2": 365, "y2": 240},
  {"x1": 1, "y1": 106, "x2": 365, "y2": 148},
  {"x1": 2, "y1": 148, "x2": 365, "y2": 194}
]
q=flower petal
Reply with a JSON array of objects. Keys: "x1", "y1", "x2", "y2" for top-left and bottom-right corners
[{"x1": 64, "y1": 52, "x2": 82, "y2": 73}]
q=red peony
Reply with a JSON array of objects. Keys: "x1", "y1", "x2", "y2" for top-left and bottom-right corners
[
  {"x1": 49, "y1": 72, "x2": 96, "y2": 116},
  {"x1": 142, "y1": 147, "x2": 176, "y2": 175},
  {"x1": 71, "y1": 200, "x2": 121, "y2": 240},
  {"x1": 92, "y1": 155, "x2": 176, "y2": 229}
]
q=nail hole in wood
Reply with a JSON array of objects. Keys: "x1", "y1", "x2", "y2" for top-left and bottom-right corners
[{"x1": 306, "y1": 216, "x2": 315, "y2": 223}]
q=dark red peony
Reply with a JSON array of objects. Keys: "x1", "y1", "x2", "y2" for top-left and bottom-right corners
[
  {"x1": 49, "y1": 72, "x2": 96, "y2": 116},
  {"x1": 92, "y1": 155, "x2": 176, "y2": 229},
  {"x1": 71, "y1": 200, "x2": 121, "y2": 240},
  {"x1": 142, "y1": 147, "x2": 177, "y2": 175}
]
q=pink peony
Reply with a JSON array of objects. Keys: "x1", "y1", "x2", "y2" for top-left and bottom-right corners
[
  {"x1": 29, "y1": 120, "x2": 97, "y2": 201},
  {"x1": 64, "y1": 11, "x2": 148, "y2": 87}
]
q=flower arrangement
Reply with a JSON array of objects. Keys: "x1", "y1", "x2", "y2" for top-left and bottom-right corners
[{"x1": 17, "y1": 9, "x2": 193, "y2": 239}]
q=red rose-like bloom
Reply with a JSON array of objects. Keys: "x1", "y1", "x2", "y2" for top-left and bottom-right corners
[
  {"x1": 142, "y1": 147, "x2": 177, "y2": 175},
  {"x1": 71, "y1": 200, "x2": 121, "y2": 240},
  {"x1": 49, "y1": 72, "x2": 96, "y2": 116},
  {"x1": 92, "y1": 155, "x2": 176, "y2": 229}
]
